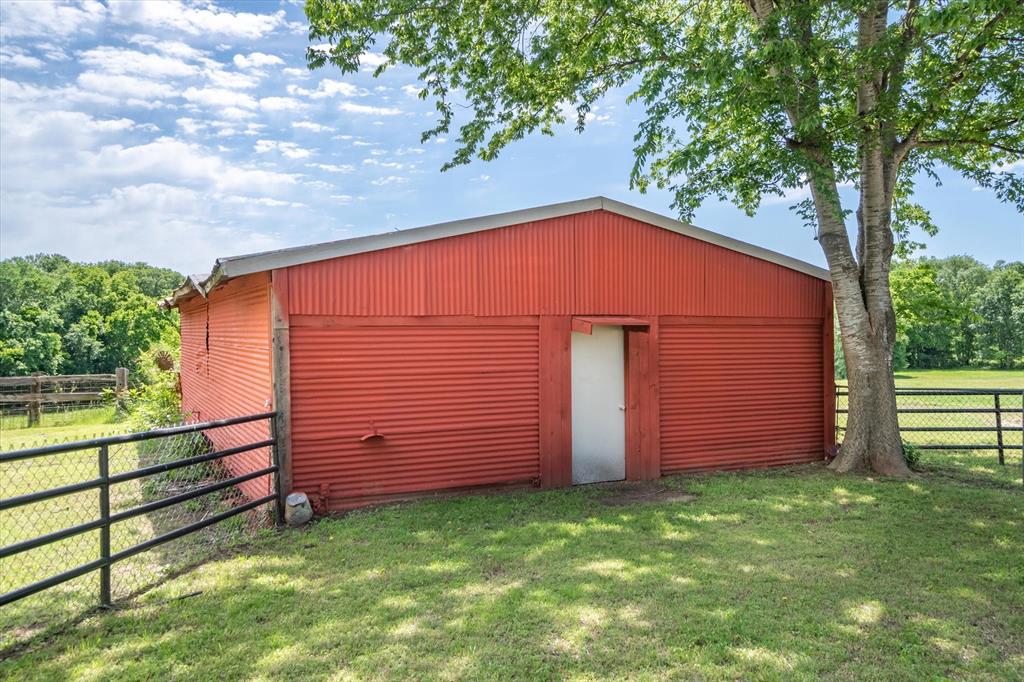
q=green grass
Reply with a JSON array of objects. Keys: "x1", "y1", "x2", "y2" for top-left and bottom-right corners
[
  {"x1": 1, "y1": 465, "x2": 1022, "y2": 681},
  {"x1": 0, "y1": 418, "x2": 250, "y2": 651},
  {"x1": 0, "y1": 405, "x2": 121, "y2": 432},
  {"x1": 891, "y1": 367, "x2": 1023, "y2": 389}
]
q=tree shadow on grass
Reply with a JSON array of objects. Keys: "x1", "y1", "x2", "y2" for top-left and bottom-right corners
[{"x1": 3, "y1": 467, "x2": 1022, "y2": 680}]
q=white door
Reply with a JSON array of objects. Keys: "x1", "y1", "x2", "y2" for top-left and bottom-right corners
[{"x1": 571, "y1": 325, "x2": 626, "y2": 484}]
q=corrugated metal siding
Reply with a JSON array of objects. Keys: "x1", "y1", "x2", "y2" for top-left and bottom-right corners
[
  {"x1": 289, "y1": 324, "x2": 540, "y2": 500},
  {"x1": 178, "y1": 274, "x2": 272, "y2": 500},
  {"x1": 286, "y1": 210, "x2": 823, "y2": 318},
  {"x1": 477, "y1": 219, "x2": 575, "y2": 315},
  {"x1": 574, "y1": 211, "x2": 708, "y2": 314},
  {"x1": 179, "y1": 297, "x2": 209, "y2": 417},
  {"x1": 659, "y1": 322, "x2": 824, "y2": 472}
]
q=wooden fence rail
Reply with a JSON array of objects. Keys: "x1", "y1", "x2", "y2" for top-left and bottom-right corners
[{"x1": 0, "y1": 369, "x2": 128, "y2": 426}]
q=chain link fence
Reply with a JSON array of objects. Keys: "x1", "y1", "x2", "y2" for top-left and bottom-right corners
[{"x1": 0, "y1": 415, "x2": 278, "y2": 651}]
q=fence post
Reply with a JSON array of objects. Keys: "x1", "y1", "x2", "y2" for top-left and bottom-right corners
[
  {"x1": 27, "y1": 372, "x2": 43, "y2": 427},
  {"x1": 115, "y1": 368, "x2": 128, "y2": 393},
  {"x1": 98, "y1": 444, "x2": 112, "y2": 608},
  {"x1": 994, "y1": 393, "x2": 1004, "y2": 466},
  {"x1": 269, "y1": 416, "x2": 284, "y2": 527}
]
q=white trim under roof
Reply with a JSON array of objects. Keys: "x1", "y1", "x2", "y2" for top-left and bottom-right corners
[{"x1": 162, "y1": 196, "x2": 830, "y2": 307}]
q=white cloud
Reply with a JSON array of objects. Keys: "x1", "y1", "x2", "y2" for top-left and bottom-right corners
[
  {"x1": 0, "y1": 0, "x2": 105, "y2": 39},
  {"x1": 292, "y1": 121, "x2": 335, "y2": 133},
  {"x1": 177, "y1": 117, "x2": 207, "y2": 136},
  {"x1": 283, "y1": 67, "x2": 310, "y2": 78},
  {"x1": 79, "y1": 46, "x2": 199, "y2": 78},
  {"x1": 128, "y1": 35, "x2": 206, "y2": 61},
  {"x1": 330, "y1": 194, "x2": 354, "y2": 203},
  {"x1": 77, "y1": 71, "x2": 178, "y2": 103},
  {"x1": 219, "y1": 106, "x2": 257, "y2": 120},
  {"x1": 234, "y1": 52, "x2": 284, "y2": 69},
  {"x1": 84, "y1": 138, "x2": 301, "y2": 194},
  {"x1": 359, "y1": 52, "x2": 388, "y2": 69},
  {"x1": 308, "y1": 163, "x2": 355, "y2": 173},
  {"x1": 183, "y1": 86, "x2": 258, "y2": 109},
  {"x1": 259, "y1": 96, "x2": 307, "y2": 112},
  {"x1": 0, "y1": 47, "x2": 43, "y2": 69},
  {"x1": 255, "y1": 139, "x2": 314, "y2": 160},
  {"x1": 339, "y1": 101, "x2": 402, "y2": 116},
  {"x1": 363, "y1": 159, "x2": 407, "y2": 169},
  {"x1": 401, "y1": 84, "x2": 423, "y2": 98},
  {"x1": 203, "y1": 67, "x2": 261, "y2": 90},
  {"x1": 994, "y1": 158, "x2": 1024, "y2": 173},
  {"x1": 370, "y1": 175, "x2": 408, "y2": 186},
  {"x1": 108, "y1": 1, "x2": 286, "y2": 40},
  {"x1": 288, "y1": 79, "x2": 364, "y2": 99}
]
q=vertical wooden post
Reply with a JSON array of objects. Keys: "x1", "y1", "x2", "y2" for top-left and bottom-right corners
[
  {"x1": 27, "y1": 372, "x2": 43, "y2": 427},
  {"x1": 994, "y1": 393, "x2": 1004, "y2": 466},
  {"x1": 822, "y1": 285, "x2": 836, "y2": 457},
  {"x1": 538, "y1": 316, "x2": 572, "y2": 488},
  {"x1": 270, "y1": 269, "x2": 292, "y2": 511},
  {"x1": 98, "y1": 444, "x2": 112, "y2": 608},
  {"x1": 115, "y1": 368, "x2": 128, "y2": 393}
]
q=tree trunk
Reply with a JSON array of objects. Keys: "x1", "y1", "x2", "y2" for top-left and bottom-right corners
[
  {"x1": 830, "y1": 324, "x2": 910, "y2": 475},
  {"x1": 826, "y1": 197, "x2": 912, "y2": 477}
]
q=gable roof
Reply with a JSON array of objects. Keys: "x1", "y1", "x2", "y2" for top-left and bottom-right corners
[{"x1": 162, "y1": 196, "x2": 830, "y2": 307}]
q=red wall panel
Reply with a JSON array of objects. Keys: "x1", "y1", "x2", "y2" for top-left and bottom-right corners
[
  {"x1": 289, "y1": 323, "x2": 541, "y2": 504},
  {"x1": 181, "y1": 208, "x2": 832, "y2": 507},
  {"x1": 178, "y1": 273, "x2": 272, "y2": 500},
  {"x1": 659, "y1": 320, "x2": 824, "y2": 472},
  {"x1": 286, "y1": 210, "x2": 825, "y2": 318}
]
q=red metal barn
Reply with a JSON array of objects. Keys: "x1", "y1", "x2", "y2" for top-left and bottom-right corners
[{"x1": 166, "y1": 197, "x2": 835, "y2": 511}]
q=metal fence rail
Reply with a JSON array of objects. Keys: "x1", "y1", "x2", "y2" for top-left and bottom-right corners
[
  {"x1": 835, "y1": 386, "x2": 1024, "y2": 482},
  {"x1": 0, "y1": 412, "x2": 280, "y2": 617}
]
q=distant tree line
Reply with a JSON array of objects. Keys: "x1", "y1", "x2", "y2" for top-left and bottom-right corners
[
  {"x1": 0, "y1": 254, "x2": 182, "y2": 377},
  {"x1": 838, "y1": 256, "x2": 1023, "y2": 376}
]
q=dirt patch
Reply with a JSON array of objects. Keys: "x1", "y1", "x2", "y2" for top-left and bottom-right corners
[{"x1": 594, "y1": 480, "x2": 698, "y2": 506}]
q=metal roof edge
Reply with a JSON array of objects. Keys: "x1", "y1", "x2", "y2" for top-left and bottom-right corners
[{"x1": 217, "y1": 196, "x2": 606, "y2": 279}]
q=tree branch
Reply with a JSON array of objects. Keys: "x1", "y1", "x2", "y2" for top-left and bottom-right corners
[{"x1": 894, "y1": 8, "x2": 1013, "y2": 165}]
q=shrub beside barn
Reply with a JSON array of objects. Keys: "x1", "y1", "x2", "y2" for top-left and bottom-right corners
[{"x1": 165, "y1": 197, "x2": 834, "y2": 511}]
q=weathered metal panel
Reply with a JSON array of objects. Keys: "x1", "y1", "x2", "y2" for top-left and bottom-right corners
[
  {"x1": 659, "y1": 320, "x2": 824, "y2": 472},
  {"x1": 178, "y1": 297, "x2": 209, "y2": 416},
  {"x1": 179, "y1": 273, "x2": 272, "y2": 500},
  {"x1": 289, "y1": 323, "x2": 541, "y2": 504}
]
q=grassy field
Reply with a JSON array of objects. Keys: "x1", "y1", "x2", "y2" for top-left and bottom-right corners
[
  {"x1": 0, "y1": 406, "x2": 123, "y2": 439},
  {"x1": 891, "y1": 367, "x2": 1023, "y2": 389},
  {"x1": 1, "y1": 372, "x2": 1021, "y2": 678},
  {"x1": 1, "y1": 465, "x2": 1021, "y2": 681}
]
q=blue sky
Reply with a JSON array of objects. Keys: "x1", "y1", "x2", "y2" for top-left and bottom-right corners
[{"x1": 1, "y1": 0, "x2": 1020, "y2": 276}]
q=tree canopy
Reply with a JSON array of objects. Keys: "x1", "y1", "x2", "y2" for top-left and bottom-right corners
[
  {"x1": 307, "y1": 0, "x2": 1023, "y2": 228},
  {"x1": 0, "y1": 255, "x2": 181, "y2": 376},
  {"x1": 888, "y1": 255, "x2": 1023, "y2": 370}
]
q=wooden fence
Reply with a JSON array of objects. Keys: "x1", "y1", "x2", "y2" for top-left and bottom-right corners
[{"x1": 0, "y1": 369, "x2": 128, "y2": 426}]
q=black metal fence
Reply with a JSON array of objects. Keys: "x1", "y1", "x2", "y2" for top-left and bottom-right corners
[
  {"x1": 0, "y1": 413, "x2": 280, "y2": 645},
  {"x1": 835, "y1": 386, "x2": 1023, "y2": 481}
]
